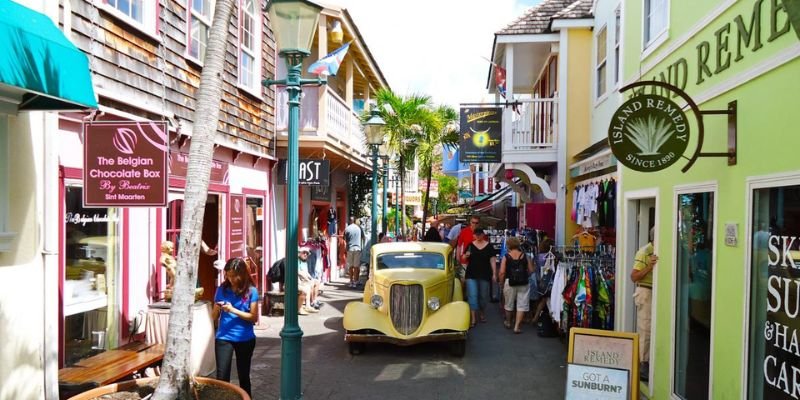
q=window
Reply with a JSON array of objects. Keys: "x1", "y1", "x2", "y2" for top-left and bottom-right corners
[
  {"x1": 614, "y1": 10, "x2": 621, "y2": 85},
  {"x1": 644, "y1": 0, "x2": 668, "y2": 47},
  {"x1": 674, "y1": 192, "x2": 714, "y2": 399},
  {"x1": 596, "y1": 26, "x2": 607, "y2": 98},
  {"x1": 748, "y1": 184, "x2": 800, "y2": 400},
  {"x1": 63, "y1": 186, "x2": 120, "y2": 365},
  {"x1": 238, "y1": 0, "x2": 262, "y2": 93},
  {"x1": 188, "y1": 0, "x2": 214, "y2": 61},
  {"x1": 376, "y1": 252, "x2": 445, "y2": 270},
  {"x1": 97, "y1": 0, "x2": 157, "y2": 37}
]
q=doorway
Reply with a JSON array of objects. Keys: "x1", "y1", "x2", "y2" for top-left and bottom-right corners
[{"x1": 166, "y1": 193, "x2": 221, "y2": 303}]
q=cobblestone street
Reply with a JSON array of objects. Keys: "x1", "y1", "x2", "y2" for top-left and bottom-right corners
[{"x1": 237, "y1": 280, "x2": 568, "y2": 400}]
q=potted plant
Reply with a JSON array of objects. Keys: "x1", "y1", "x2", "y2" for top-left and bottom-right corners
[{"x1": 68, "y1": 377, "x2": 248, "y2": 400}]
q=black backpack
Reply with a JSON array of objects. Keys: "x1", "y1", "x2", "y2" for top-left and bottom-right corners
[
  {"x1": 505, "y1": 253, "x2": 529, "y2": 286},
  {"x1": 268, "y1": 258, "x2": 285, "y2": 284}
]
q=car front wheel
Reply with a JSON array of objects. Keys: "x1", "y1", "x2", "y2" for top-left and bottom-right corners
[
  {"x1": 348, "y1": 341, "x2": 365, "y2": 355},
  {"x1": 449, "y1": 340, "x2": 466, "y2": 357}
]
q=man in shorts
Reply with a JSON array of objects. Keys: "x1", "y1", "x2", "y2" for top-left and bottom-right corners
[{"x1": 344, "y1": 217, "x2": 363, "y2": 288}]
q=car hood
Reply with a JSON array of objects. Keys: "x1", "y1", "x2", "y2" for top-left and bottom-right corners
[{"x1": 373, "y1": 268, "x2": 447, "y2": 287}]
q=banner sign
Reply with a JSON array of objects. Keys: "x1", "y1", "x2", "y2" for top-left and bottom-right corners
[
  {"x1": 277, "y1": 159, "x2": 330, "y2": 186},
  {"x1": 608, "y1": 93, "x2": 690, "y2": 172},
  {"x1": 565, "y1": 364, "x2": 629, "y2": 400},
  {"x1": 568, "y1": 328, "x2": 639, "y2": 400},
  {"x1": 83, "y1": 121, "x2": 168, "y2": 207},
  {"x1": 404, "y1": 192, "x2": 422, "y2": 206},
  {"x1": 459, "y1": 106, "x2": 502, "y2": 163},
  {"x1": 228, "y1": 194, "x2": 245, "y2": 258},
  {"x1": 169, "y1": 152, "x2": 229, "y2": 184}
]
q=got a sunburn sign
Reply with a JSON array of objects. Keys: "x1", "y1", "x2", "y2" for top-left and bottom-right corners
[{"x1": 608, "y1": 93, "x2": 690, "y2": 172}]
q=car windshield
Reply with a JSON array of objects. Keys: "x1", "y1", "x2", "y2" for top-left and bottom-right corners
[{"x1": 376, "y1": 252, "x2": 445, "y2": 270}]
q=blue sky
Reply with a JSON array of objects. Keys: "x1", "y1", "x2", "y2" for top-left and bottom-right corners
[{"x1": 329, "y1": 0, "x2": 543, "y2": 108}]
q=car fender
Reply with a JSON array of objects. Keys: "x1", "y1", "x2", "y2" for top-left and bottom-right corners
[
  {"x1": 453, "y1": 279, "x2": 464, "y2": 302},
  {"x1": 343, "y1": 301, "x2": 394, "y2": 333},
  {"x1": 418, "y1": 300, "x2": 470, "y2": 335}
]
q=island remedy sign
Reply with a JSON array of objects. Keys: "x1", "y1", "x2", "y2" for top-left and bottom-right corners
[{"x1": 608, "y1": 93, "x2": 690, "y2": 172}]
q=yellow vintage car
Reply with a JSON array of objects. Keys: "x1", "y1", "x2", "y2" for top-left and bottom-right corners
[{"x1": 343, "y1": 242, "x2": 470, "y2": 356}]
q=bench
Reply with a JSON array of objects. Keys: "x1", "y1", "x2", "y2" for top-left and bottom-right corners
[{"x1": 58, "y1": 342, "x2": 165, "y2": 397}]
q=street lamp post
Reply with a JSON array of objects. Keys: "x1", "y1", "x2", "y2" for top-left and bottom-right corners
[
  {"x1": 363, "y1": 108, "x2": 385, "y2": 247},
  {"x1": 381, "y1": 155, "x2": 389, "y2": 235},
  {"x1": 263, "y1": 1, "x2": 323, "y2": 398}
]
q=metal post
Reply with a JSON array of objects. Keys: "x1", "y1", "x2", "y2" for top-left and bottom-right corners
[
  {"x1": 381, "y1": 160, "x2": 388, "y2": 235},
  {"x1": 280, "y1": 52, "x2": 304, "y2": 400},
  {"x1": 395, "y1": 169, "x2": 400, "y2": 238},
  {"x1": 370, "y1": 146, "x2": 379, "y2": 246}
]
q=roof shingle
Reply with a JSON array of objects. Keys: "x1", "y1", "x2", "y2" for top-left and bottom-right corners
[
  {"x1": 495, "y1": 0, "x2": 575, "y2": 35},
  {"x1": 552, "y1": 0, "x2": 593, "y2": 20}
]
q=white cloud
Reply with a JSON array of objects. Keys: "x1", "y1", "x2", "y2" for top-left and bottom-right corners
[{"x1": 331, "y1": 0, "x2": 541, "y2": 109}]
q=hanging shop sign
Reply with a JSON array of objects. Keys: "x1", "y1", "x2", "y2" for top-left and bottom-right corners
[
  {"x1": 277, "y1": 159, "x2": 330, "y2": 186},
  {"x1": 568, "y1": 328, "x2": 639, "y2": 400},
  {"x1": 83, "y1": 121, "x2": 168, "y2": 207},
  {"x1": 228, "y1": 194, "x2": 246, "y2": 258},
  {"x1": 404, "y1": 192, "x2": 422, "y2": 206},
  {"x1": 311, "y1": 184, "x2": 331, "y2": 202},
  {"x1": 565, "y1": 364, "x2": 629, "y2": 400},
  {"x1": 608, "y1": 81, "x2": 737, "y2": 173},
  {"x1": 459, "y1": 106, "x2": 502, "y2": 163},
  {"x1": 169, "y1": 152, "x2": 229, "y2": 184},
  {"x1": 608, "y1": 93, "x2": 690, "y2": 172}
]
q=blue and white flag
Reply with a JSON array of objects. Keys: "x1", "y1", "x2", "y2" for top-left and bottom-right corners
[{"x1": 307, "y1": 42, "x2": 351, "y2": 76}]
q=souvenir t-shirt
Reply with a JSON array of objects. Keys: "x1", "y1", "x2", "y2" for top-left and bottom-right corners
[{"x1": 215, "y1": 285, "x2": 259, "y2": 342}]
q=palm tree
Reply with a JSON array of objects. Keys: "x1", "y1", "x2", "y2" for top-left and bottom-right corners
[
  {"x1": 152, "y1": 0, "x2": 235, "y2": 398},
  {"x1": 374, "y1": 89, "x2": 433, "y2": 236},
  {"x1": 418, "y1": 105, "x2": 458, "y2": 236}
]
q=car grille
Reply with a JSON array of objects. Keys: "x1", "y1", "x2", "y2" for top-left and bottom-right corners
[{"x1": 390, "y1": 284, "x2": 424, "y2": 335}]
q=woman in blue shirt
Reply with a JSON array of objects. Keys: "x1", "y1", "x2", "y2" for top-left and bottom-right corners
[{"x1": 213, "y1": 258, "x2": 259, "y2": 396}]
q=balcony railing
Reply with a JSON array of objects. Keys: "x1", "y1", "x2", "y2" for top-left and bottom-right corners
[
  {"x1": 508, "y1": 98, "x2": 557, "y2": 150},
  {"x1": 275, "y1": 86, "x2": 366, "y2": 157}
]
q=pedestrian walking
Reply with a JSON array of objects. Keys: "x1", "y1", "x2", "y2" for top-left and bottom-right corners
[
  {"x1": 344, "y1": 217, "x2": 363, "y2": 288},
  {"x1": 631, "y1": 227, "x2": 657, "y2": 381},
  {"x1": 463, "y1": 228, "x2": 497, "y2": 328},
  {"x1": 498, "y1": 237, "x2": 535, "y2": 334},
  {"x1": 213, "y1": 257, "x2": 259, "y2": 396}
]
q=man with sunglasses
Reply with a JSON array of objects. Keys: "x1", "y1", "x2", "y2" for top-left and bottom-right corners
[{"x1": 451, "y1": 215, "x2": 481, "y2": 284}]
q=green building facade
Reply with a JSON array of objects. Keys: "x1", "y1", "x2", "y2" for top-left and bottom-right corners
[{"x1": 615, "y1": 0, "x2": 800, "y2": 398}]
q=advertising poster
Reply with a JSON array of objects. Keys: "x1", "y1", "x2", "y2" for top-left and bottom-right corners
[
  {"x1": 565, "y1": 364, "x2": 629, "y2": 400},
  {"x1": 749, "y1": 184, "x2": 800, "y2": 399},
  {"x1": 83, "y1": 121, "x2": 168, "y2": 207},
  {"x1": 229, "y1": 194, "x2": 245, "y2": 258},
  {"x1": 459, "y1": 106, "x2": 502, "y2": 163}
]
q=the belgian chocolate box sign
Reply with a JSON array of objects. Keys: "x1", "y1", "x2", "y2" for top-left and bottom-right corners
[
  {"x1": 608, "y1": 94, "x2": 690, "y2": 172},
  {"x1": 83, "y1": 121, "x2": 168, "y2": 207}
]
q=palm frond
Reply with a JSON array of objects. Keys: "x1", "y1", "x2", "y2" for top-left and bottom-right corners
[{"x1": 624, "y1": 116, "x2": 675, "y2": 155}]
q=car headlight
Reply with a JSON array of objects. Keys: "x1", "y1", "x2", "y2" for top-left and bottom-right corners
[
  {"x1": 370, "y1": 294, "x2": 383, "y2": 309},
  {"x1": 427, "y1": 297, "x2": 441, "y2": 311}
]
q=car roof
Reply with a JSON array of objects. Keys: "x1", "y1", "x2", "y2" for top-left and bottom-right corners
[{"x1": 372, "y1": 242, "x2": 452, "y2": 254}]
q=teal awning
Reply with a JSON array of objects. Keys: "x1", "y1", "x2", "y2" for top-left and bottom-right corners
[{"x1": 0, "y1": 0, "x2": 97, "y2": 111}]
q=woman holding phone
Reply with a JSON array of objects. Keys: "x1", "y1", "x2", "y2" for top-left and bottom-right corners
[{"x1": 212, "y1": 257, "x2": 259, "y2": 396}]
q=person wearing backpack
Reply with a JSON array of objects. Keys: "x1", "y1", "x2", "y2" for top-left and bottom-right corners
[{"x1": 498, "y1": 237, "x2": 535, "y2": 334}]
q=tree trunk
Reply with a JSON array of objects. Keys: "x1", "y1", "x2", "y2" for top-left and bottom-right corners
[
  {"x1": 399, "y1": 154, "x2": 406, "y2": 238},
  {"x1": 421, "y1": 162, "x2": 433, "y2": 237},
  {"x1": 152, "y1": 0, "x2": 235, "y2": 399}
]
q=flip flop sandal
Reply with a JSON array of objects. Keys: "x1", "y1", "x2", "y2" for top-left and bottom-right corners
[
  {"x1": 503, "y1": 321, "x2": 511, "y2": 329},
  {"x1": 514, "y1": 329, "x2": 523, "y2": 334}
]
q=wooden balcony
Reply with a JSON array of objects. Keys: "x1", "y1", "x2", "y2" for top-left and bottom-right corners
[
  {"x1": 501, "y1": 98, "x2": 558, "y2": 165},
  {"x1": 275, "y1": 86, "x2": 370, "y2": 171}
]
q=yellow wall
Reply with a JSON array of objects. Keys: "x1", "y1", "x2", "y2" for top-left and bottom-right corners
[{"x1": 564, "y1": 28, "x2": 593, "y2": 242}]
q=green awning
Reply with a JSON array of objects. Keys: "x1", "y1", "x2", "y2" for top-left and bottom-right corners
[{"x1": 0, "y1": 0, "x2": 97, "y2": 111}]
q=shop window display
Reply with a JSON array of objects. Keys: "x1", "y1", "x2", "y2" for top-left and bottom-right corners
[
  {"x1": 748, "y1": 185, "x2": 800, "y2": 400},
  {"x1": 674, "y1": 192, "x2": 714, "y2": 399},
  {"x1": 63, "y1": 186, "x2": 119, "y2": 366}
]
